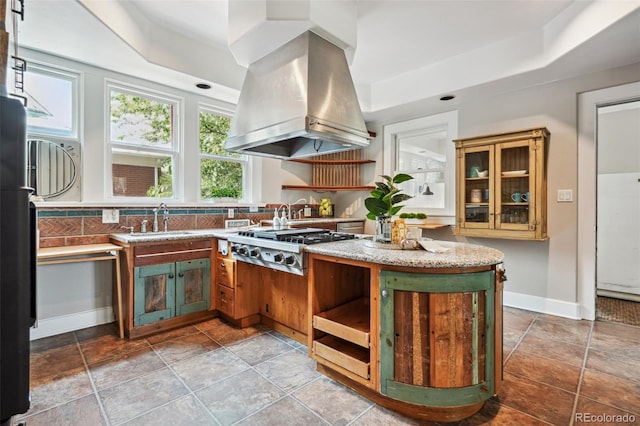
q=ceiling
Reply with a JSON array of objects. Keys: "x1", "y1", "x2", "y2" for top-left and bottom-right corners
[{"x1": 6, "y1": 1, "x2": 640, "y2": 121}]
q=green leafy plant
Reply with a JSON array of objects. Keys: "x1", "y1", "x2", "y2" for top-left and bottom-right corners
[{"x1": 364, "y1": 174, "x2": 414, "y2": 220}]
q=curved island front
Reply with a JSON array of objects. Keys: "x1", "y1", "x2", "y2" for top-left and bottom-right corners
[{"x1": 305, "y1": 239, "x2": 505, "y2": 422}]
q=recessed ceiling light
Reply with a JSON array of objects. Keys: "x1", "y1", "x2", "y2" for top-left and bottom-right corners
[
  {"x1": 196, "y1": 83, "x2": 212, "y2": 90},
  {"x1": 440, "y1": 95, "x2": 455, "y2": 101}
]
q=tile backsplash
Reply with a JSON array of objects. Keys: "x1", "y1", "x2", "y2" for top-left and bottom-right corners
[{"x1": 36, "y1": 205, "x2": 306, "y2": 247}]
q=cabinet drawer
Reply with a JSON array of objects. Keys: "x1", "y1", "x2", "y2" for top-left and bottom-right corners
[
  {"x1": 216, "y1": 257, "x2": 235, "y2": 288},
  {"x1": 216, "y1": 284, "x2": 235, "y2": 317},
  {"x1": 134, "y1": 240, "x2": 212, "y2": 266},
  {"x1": 313, "y1": 335, "x2": 370, "y2": 379},
  {"x1": 313, "y1": 297, "x2": 370, "y2": 348}
]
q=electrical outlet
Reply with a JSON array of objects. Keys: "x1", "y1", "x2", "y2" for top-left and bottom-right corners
[
  {"x1": 304, "y1": 206, "x2": 311, "y2": 217},
  {"x1": 102, "y1": 209, "x2": 120, "y2": 223},
  {"x1": 249, "y1": 205, "x2": 258, "y2": 212},
  {"x1": 228, "y1": 208, "x2": 235, "y2": 218},
  {"x1": 557, "y1": 189, "x2": 573, "y2": 202}
]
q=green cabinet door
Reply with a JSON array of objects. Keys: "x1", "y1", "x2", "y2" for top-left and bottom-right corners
[
  {"x1": 134, "y1": 263, "x2": 176, "y2": 326},
  {"x1": 176, "y1": 258, "x2": 211, "y2": 316},
  {"x1": 379, "y1": 270, "x2": 495, "y2": 407}
]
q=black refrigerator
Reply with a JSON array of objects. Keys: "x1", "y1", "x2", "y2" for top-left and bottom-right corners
[{"x1": 0, "y1": 95, "x2": 36, "y2": 425}]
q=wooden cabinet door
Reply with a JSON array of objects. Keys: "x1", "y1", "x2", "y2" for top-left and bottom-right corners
[
  {"x1": 134, "y1": 263, "x2": 176, "y2": 326},
  {"x1": 262, "y1": 269, "x2": 307, "y2": 333},
  {"x1": 176, "y1": 258, "x2": 210, "y2": 316},
  {"x1": 379, "y1": 270, "x2": 496, "y2": 406},
  {"x1": 457, "y1": 145, "x2": 494, "y2": 231},
  {"x1": 494, "y1": 139, "x2": 535, "y2": 232}
]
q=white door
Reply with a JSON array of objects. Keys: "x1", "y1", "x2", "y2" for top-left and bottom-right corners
[{"x1": 596, "y1": 100, "x2": 640, "y2": 300}]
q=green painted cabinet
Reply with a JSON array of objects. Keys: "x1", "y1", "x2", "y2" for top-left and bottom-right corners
[
  {"x1": 134, "y1": 258, "x2": 210, "y2": 326},
  {"x1": 379, "y1": 270, "x2": 497, "y2": 407}
]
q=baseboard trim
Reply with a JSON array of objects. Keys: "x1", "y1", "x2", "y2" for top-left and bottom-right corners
[
  {"x1": 504, "y1": 291, "x2": 581, "y2": 320},
  {"x1": 30, "y1": 307, "x2": 114, "y2": 340}
]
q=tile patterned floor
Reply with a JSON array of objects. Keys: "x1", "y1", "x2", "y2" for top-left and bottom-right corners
[{"x1": 15, "y1": 308, "x2": 640, "y2": 426}]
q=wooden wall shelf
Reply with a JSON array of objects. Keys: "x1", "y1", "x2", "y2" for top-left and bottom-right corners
[
  {"x1": 282, "y1": 185, "x2": 375, "y2": 191},
  {"x1": 284, "y1": 150, "x2": 375, "y2": 191}
]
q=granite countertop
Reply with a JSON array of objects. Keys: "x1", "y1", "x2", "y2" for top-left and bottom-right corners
[
  {"x1": 305, "y1": 238, "x2": 504, "y2": 268},
  {"x1": 109, "y1": 228, "x2": 239, "y2": 244}
]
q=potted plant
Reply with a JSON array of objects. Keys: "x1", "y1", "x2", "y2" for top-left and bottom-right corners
[
  {"x1": 399, "y1": 212, "x2": 428, "y2": 225},
  {"x1": 364, "y1": 173, "x2": 414, "y2": 242}
]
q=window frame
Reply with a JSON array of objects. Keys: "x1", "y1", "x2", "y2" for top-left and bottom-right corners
[
  {"x1": 197, "y1": 105, "x2": 249, "y2": 203},
  {"x1": 105, "y1": 81, "x2": 183, "y2": 201},
  {"x1": 383, "y1": 110, "x2": 458, "y2": 219},
  {"x1": 16, "y1": 61, "x2": 81, "y2": 140}
]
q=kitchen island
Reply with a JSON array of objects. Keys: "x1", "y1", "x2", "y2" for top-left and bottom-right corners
[{"x1": 305, "y1": 239, "x2": 505, "y2": 422}]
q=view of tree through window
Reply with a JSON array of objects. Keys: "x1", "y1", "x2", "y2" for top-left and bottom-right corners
[
  {"x1": 199, "y1": 110, "x2": 245, "y2": 200},
  {"x1": 109, "y1": 88, "x2": 177, "y2": 198}
]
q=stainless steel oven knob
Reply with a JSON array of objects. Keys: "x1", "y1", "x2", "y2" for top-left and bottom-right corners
[
  {"x1": 249, "y1": 247, "x2": 261, "y2": 258},
  {"x1": 237, "y1": 245, "x2": 249, "y2": 256},
  {"x1": 230, "y1": 244, "x2": 238, "y2": 253},
  {"x1": 273, "y1": 252, "x2": 285, "y2": 264},
  {"x1": 284, "y1": 255, "x2": 297, "y2": 266}
]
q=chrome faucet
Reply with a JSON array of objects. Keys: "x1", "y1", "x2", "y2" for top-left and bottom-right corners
[
  {"x1": 287, "y1": 198, "x2": 307, "y2": 221},
  {"x1": 152, "y1": 202, "x2": 168, "y2": 232}
]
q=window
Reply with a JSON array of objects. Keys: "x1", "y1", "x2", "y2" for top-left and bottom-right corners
[
  {"x1": 383, "y1": 111, "x2": 458, "y2": 217},
  {"x1": 107, "y1": 84, "x2": 180, "y2": 198},
  {"x1": 9, "y1": 63, "x2": 79, "y2": 138},
  {"x1": 199, "y1": 107, "x2": 247, "y2": 201}
]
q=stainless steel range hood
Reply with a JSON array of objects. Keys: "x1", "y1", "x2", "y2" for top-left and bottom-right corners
[{"x1": 224, "y1": 31, "x2": 370, "y2": 159}]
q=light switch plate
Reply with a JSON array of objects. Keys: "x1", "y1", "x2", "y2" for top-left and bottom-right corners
[
  {"x1": 304, "y1": 206, "x2": 312, "y2": 217},
  {"x1": 102, "y1": 209, "x2": 120, "y2": 223},
  {"x1": 249, "y1": 205, "x2": 259, "y2": 212},
  {"x1": 557, "y1": 189, "x2": 573, "y2": 202}
]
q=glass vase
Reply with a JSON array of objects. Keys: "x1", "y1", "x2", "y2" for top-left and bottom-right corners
[{"x1": 374, "y1": 215, "x2": 392, "y2": 243}]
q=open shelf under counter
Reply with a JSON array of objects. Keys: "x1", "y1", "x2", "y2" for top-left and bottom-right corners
[
  {"x1": 312, "y1": 335, "x2": 370, "y2": 379},
  {"x1": 313, "y1": 297, "x2": 370, "y2": 348}
]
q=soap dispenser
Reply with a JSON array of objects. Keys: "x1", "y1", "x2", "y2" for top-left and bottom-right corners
[
  {"x1": 272, "y1": 209, "x2": 281, "y2": 230},
  {"x1": 280, "y1": 208, "x2": 288, "y2": 229}
]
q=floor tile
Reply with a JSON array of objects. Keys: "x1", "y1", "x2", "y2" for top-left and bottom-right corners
[
  {"x1": 590, "y1": 321, "x2": 640, "y2": 358},
  {"x1": 503, "y1": 307, "x2": 537, "y2": 331},
  {"x1": 526, "y1": 316, "x2": 591, "y2": 346},
  {"x1": 23, "y1": 366, "x2": 94, "y2": 417},
  {"x1": 580, "y1": 369, "x2": 640, "y2": 415},
  {"x1": 79, "y1": 332, "x2": 151, "y2": 365},
  {"x1": 98, "y1": 367, "x2": 189, "y2": 425},
  {"x1": 351, "y1": 406, "x2": 424, "y2": 425},
  {"x1": 586, "y1": 348, "x2": 640, "y2": 383},
  {"x1": 269, "y1": 330, "x2": 306, "y2": 349},
  {"x1": 575, "y1": 396, "x2": 639, "y2": 425},
  {"x1": 121, "y1": 394, "x2": 217, "y2": 426},
  {"x1": 74, "y1": 322, "x2": 119, "y2": 342},
  {"x1": 254, "y1": 349, "x2": 320, "y2": 392},
  {"x1": 234, "y1": 396, "x2": 327, "y2": 426},
  {"x1": 152, "y1": 332, "x2": 221, "y2": 364},
  {"x1": 516, "y1": 332, "x2": 586, "y2": 367},
  {"x1": 145, "y1": 325, "x2": 200, "y2": 345},
  {"x1": 196, "y1": 317, "x2": 267, "y2": 345},
  {"x1": 89, "y1": 346, "x2": 166, "y2": 390},
  {"x1": 458, "y1": 397, "x2": 550, "y2": 426},
  {"x1": 30, "y1": 331, "x2": 77, "y2": 353},
  {"x1": 196, "y1": 369, "x2": 284, "y2": 425},
  {"x1": 293, "y1": 376, "x2": 373, "y2": 425},
  {"x1": 17, "y1": 394, "x2": 106, "y2": 426},
  {"x1": 497, "y1": 372, "x2": 575, "y2": 425},
  {"x1": 30, "y1": 343, "x2": 85, "y2": 386},
  {"x1": 505, "y1": 351, "x2": 582, "y2": 392},
  {"x1": 171, "y1": 348, "x2": 249, "y2": 391},
  {"x1": 226, "y1": 333, "x2": 296, "y2": 365}
]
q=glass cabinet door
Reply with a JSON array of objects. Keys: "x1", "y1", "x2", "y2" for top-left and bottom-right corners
[
  {"x1": 176, "y1": 258, "x2": 211, "y2": 316},
  {"x1": 134, "y1": 263, "x2": 176, "y2": 326},
  {"x1": 495, "y1": 140, "x2": 534, "y2": 230},
  {"x1": 461, "y1": 146, "x2": 493, "y2": 228}
]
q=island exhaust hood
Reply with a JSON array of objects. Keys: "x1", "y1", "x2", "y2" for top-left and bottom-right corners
[{"x1": 224, "y1": 31, "x2": 370, "y2": 159}]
